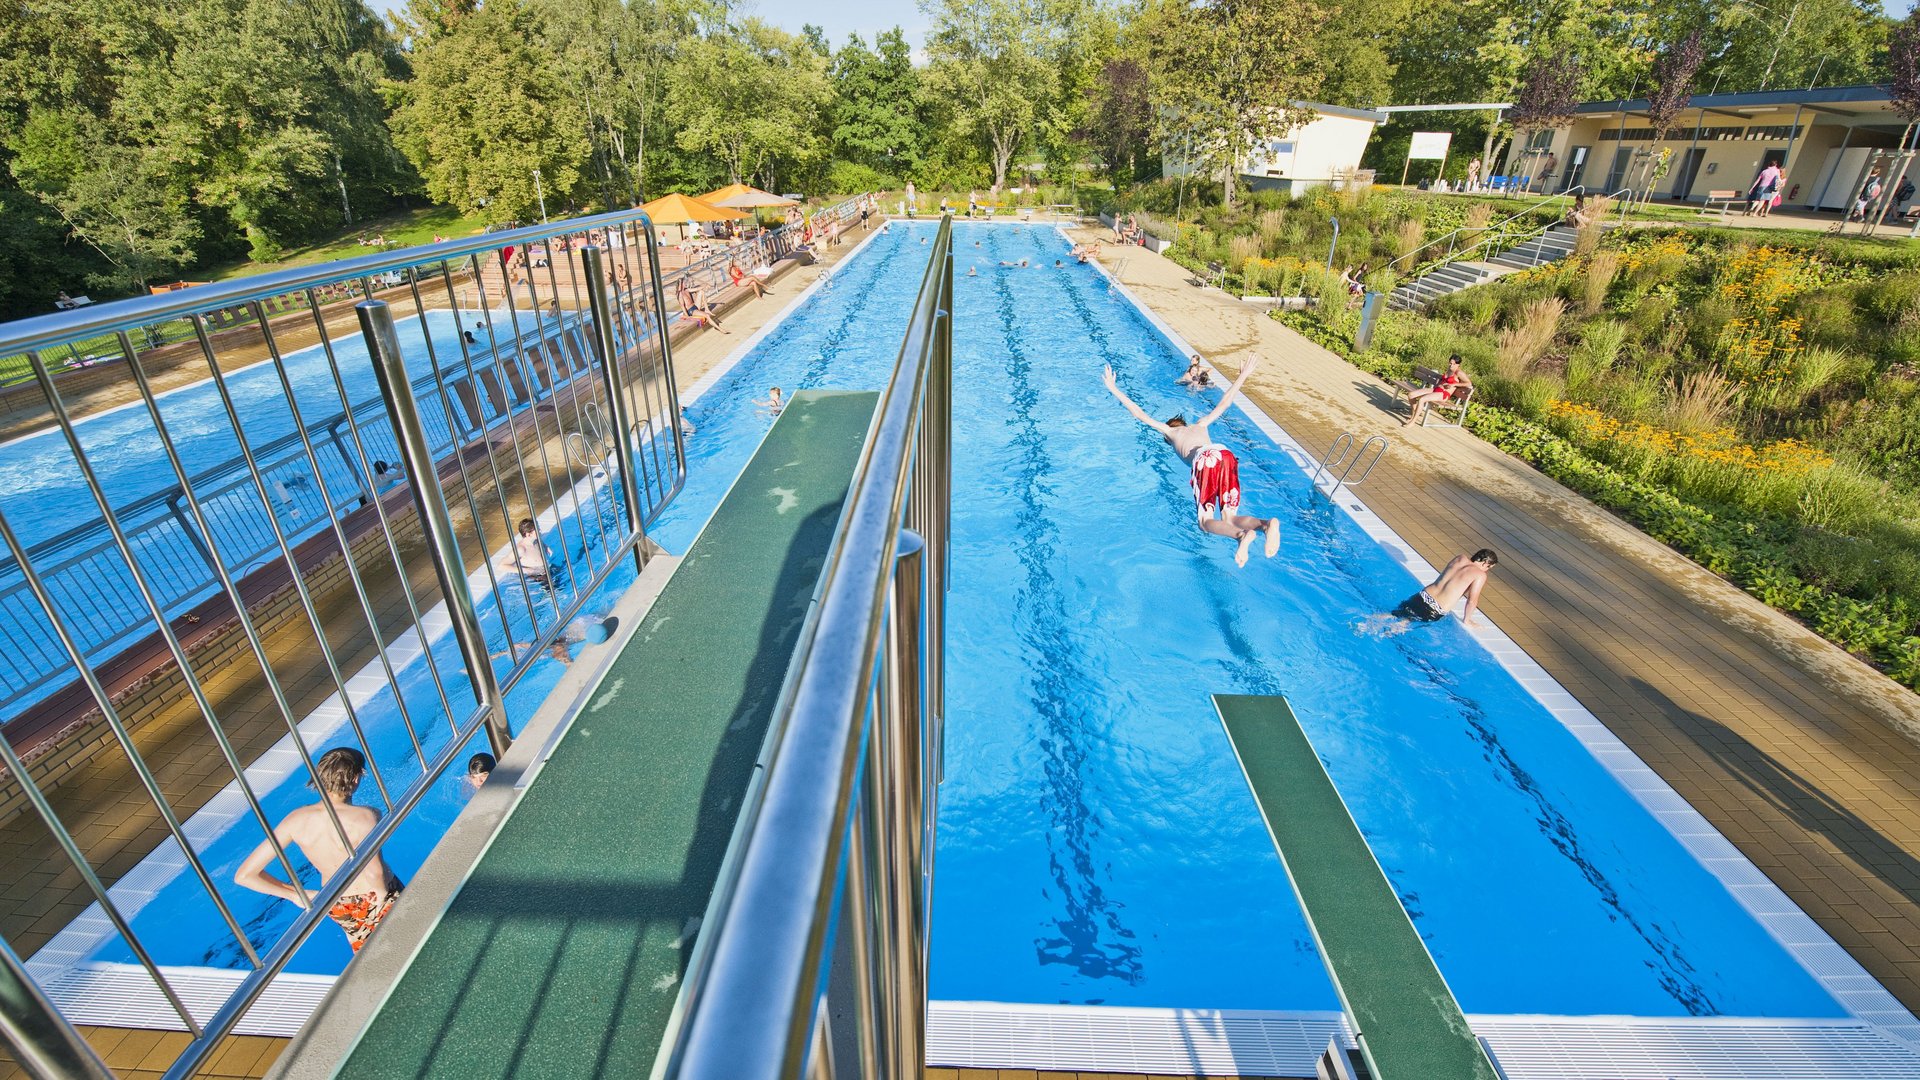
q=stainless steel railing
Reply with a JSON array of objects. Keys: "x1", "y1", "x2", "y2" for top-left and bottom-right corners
[
  {"x1": 660, "y1": 215, "x2": 951, "y2": 1079},
  {"x1": 0, "y1": 193, "x2": 877, "y2": 720},
  {"x1": 0, "y1": 207, "x2": 687, "y2": 1079}
]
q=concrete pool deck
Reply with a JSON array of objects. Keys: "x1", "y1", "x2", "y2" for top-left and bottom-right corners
[{"x1": 1070, "y1": 226, "x2": 1920, "y2": 1016}]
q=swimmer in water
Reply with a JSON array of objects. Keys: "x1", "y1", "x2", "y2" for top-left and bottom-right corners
[
  {"x1": 1101, "y1": 356, "x2": 1282, "y2": 567},
  {"x1": 755, "y1": 386, "x2": 784, "y2": 415},
  {"x1": 1392, "y1": 550, "x2": 1499, "y2": 626}
]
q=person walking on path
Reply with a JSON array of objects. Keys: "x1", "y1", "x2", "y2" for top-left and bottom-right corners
[
  {"x1": 1746, "y1": 161, "x2": 1783, "y2": 216},
  {"x1": 1101, "y1": 356, "x2": 1282, "y2": 567}
]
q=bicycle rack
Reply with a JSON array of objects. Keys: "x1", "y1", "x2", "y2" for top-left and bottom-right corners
[{"x1": 1307, "y1": 431, "x2": 1388, "y2": 501}]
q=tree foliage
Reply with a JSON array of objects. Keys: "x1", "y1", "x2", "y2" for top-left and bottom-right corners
[
  {"x1": 388, "y1": 0, "x2": 591, "y2": 223},
  {"x1": 1646, "y1": 30, "x2": 1705, "y2": 142},
  {"x1": 2, "y1": 0, "x2": 1917, "y2": 320},
  {"x1": 670, "y1": 19, "x2": 832, "y2": 190},
  {"x1": 1143, "y1": 0, "x2": 1326, "y2": 209},
  {"x1": 1508, "y1": 50, "x2": 1583, "y2": 134},
  {"x1": 922, "y1": 0, "x2": 1066, "y2": 193},
  {"x1": 831, "y1": 30, "x2": 924, "y2": 176}
]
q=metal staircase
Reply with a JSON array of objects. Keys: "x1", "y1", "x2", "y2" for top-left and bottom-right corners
[{"x1": 1387, "y1": 225, "x2": 1578, "y2": 311}]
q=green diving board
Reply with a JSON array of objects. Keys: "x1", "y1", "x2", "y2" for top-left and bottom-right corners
[
  {"x1": 341, "y1": 390, "x2": 879, "y2": 1079},
  {"x1": 1213, "y1": 694, "x2": 1500, "y2": 1080}
]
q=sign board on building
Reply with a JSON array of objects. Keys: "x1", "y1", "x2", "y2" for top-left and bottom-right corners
[{"x1": 1408, "y1": 131, "x2": 1452, "y2": 160}]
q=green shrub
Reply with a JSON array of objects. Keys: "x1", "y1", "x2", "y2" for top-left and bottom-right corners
[
  {"x1": 1867, "y1": 271, "x2": 1920, "y2": 326},
  {"x1": 1567, "y1": 320, "x2": 1628, "y2": 395},
  {"x1": 1793, "y1": 287, "x2": 1863, "y2": 347}
]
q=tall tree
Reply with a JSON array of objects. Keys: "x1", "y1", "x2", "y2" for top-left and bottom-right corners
[
  {"x1": 1083, "y1": 58, "x2": 1155, "y2": 182},
  {"x1": 1505, "y1": 48, "x2": 1583, "y2": 176},
  {"x1": 669, "y1": 19, "x2": 832, "y2": 189},
  {"x1": 8, "y1": 111, "x2": 199, "y2": 292},
  {"x1": 1891, "y1": 8, "x2": 1920, "y2": 150},
  {"x1": 923, "y1": 0, "x2": 1065, "y2": 194},
  {"x1": 831, "y1": 30, "x2": 924, "y2": 175},
  {"x1": 1143, "y1": 0, "x2": 1326, "y2": 209},
  {"x1": 388, "y1": 0, "x2": 592, "y2": 222}
]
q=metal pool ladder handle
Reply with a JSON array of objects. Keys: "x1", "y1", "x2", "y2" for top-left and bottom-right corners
[
  {"x1": 565, "y1": 400, "x2": 613, "y2": 471},
  {"x1": 1307, "y1": 431, "x2": 1388, "y2": 501}
]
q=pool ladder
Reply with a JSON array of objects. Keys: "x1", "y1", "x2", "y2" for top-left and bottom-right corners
[{"x1": 1308, "y1": 431, "x2": 1388, "y2": 501}]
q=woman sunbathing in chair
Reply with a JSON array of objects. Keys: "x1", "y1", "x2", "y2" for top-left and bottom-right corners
[{"x1": 728, "y1": 259, "x2": 770, "y2": 299}]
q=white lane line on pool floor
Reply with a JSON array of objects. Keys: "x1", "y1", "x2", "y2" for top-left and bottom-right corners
[{"x1": 1072, "y1": 231, "x2": 1920, "y2": 1055}]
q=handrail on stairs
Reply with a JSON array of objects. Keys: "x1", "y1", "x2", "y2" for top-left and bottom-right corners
[
  {"x1": 1391, "y1": 186, "x2": 1634, "y2": 301},
  {"x1": 1387, "y1": 187, "x2": 1591, "y2": 276}
]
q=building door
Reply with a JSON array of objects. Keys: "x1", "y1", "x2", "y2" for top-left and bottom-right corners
[
  {"x1": 1567, "y1": 146, "x2": 1591, "y2": 189},
  {"x1": 1670, "y1": 147, "x2": 1707, "y2": 200},
  {"x1": 1603, "y1": 147, "x2": 1634, "y2": 192}
]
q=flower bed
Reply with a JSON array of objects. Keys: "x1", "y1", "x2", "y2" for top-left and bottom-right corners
[{"x1": 1283, "y1": 310, "x2": 1920, "y2": 688}]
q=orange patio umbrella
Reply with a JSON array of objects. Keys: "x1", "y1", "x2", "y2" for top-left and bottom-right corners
[
  {"x1": 698, "y1": 183, "x2": 798, "y2": 209},
  {"x1": 639, "y1": 192, "x2": 748, "y2": 224}
]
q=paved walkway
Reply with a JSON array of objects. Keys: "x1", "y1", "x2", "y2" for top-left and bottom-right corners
[{"x1": 1073, "y1": 227, "x2": 1920, "y2": 1013}]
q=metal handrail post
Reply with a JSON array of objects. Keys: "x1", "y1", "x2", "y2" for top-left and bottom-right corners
[
  {"x1": 0, "y1": 933, "x2": 113, "y2": 1080},
  {"x1": 886, "y1": 537, "x2": 928, "y2": 1080},
  {"x1": 580, "y1": 245, "x2": 651, "y2": 574},
  {"x1": 357, "y1": 300, "x2": 512, "y2": 757}
]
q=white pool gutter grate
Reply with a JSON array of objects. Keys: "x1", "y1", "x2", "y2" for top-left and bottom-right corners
[{"x1": 927, "y1": 1001, "x2": 1920, "y2": 1079}]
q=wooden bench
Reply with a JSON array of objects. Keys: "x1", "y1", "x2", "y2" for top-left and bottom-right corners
[
  {"x1": 1198, "y1": 261, "x2": 1226, "y2": 289},
  {"x1": 1701, "y1": 189, "x2": 1743, "y2": 218},
  {"x1": 1392, "y1": 364, "x2": 1474, "y2": 427}
]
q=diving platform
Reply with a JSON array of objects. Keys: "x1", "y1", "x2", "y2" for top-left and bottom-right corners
[
  {"x1": 319, "y1": 390, "x2": 878, "y2": 1078},
  {"x1": 1214, "y1": 694, "x2": 1502, "y2": 1080}
]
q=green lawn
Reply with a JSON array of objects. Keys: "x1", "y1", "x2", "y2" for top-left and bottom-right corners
[{"x1": 203, "y1": 205, "x2": 493, "y2": 282}]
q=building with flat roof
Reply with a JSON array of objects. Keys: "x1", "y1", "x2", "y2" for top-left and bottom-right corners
[
  {"x1": 1164, "y1": 102, "x2": 1386, "y2": 192},
  {"x1": 1527, "y1": 84, "x2": 1917, "y2": 210}
]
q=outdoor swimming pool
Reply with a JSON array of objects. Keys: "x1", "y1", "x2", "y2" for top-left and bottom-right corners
[
  {"x1": 39, "y1": 222, "x2": 1914, "y2": 1057},
  {"x1": 0, "y1": 304, "x2": 607, "y2": 718}
]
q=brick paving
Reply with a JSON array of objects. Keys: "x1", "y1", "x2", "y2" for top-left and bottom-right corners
[
  {"x1": 1071, "y1": 227, "x2": 1920, "y2": 1013},
  {"x1": 0, "y1": 237, "x2": 861, "y2": 1079}
]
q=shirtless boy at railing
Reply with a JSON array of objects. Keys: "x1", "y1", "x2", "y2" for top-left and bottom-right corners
[{"x1": 234, "y1": 746, "x2": 403, "y2": 952}]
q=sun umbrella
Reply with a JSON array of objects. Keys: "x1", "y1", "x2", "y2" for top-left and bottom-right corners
[
  {"x1": 698, "y1": 183, "x2": 798, "y2": 209},
  {"x1": 640, "y1": 192, "x2": 748, "y2": 224}
]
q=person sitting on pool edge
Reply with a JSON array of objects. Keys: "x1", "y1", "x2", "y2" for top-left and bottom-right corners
[
  {"x1": 1394, "y1": 549, "x2": 1499, "y2": 626},
  {"x1": 1101, "y1": 355, "x2": 1282, "y2": 567},
  {"x1": 233, "y1": 746, "x2": 403, "y2": 953}
]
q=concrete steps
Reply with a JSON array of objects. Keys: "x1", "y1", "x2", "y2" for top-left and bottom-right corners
[{"x1": 1387, "y1": 226, "x2": 1580, "y2": 312}]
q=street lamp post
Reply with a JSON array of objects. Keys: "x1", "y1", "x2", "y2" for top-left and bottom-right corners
[{"x1": 533, "y1": 167, "x2": 549, "y2": 224}]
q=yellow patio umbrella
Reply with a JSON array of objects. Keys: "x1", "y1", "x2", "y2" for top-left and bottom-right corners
[
  {"x1": 698, "y1": 183, "x2": 798, "y2": 209},
  {"x1": 640, "y1": 191, "x2": 749, "y2": 224}
]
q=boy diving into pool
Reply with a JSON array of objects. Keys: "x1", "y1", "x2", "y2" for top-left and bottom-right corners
[
  {"x1": 234, "y1": 746, "x2": 404, "y2": 952},
  {"x1": 1102, "y1": 355, "x2": 1281, "y2": 567}
]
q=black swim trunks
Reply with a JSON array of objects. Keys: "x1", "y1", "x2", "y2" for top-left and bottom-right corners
[{"x1": 1393, "y1": 589, "x2": 1446, "y2": 622}]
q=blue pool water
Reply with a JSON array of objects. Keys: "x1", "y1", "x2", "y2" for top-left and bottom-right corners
[{"x1": 81, "y1": 223, "x2": 1844, "y2": 1021}]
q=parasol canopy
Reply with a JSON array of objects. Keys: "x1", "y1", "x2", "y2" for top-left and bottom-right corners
[
  {"x1": 640, "y1": 192, "x2": 748, "y2": 224},
  {"x1": 698, "y1": 183, "x2": 798, "y2": 209}
]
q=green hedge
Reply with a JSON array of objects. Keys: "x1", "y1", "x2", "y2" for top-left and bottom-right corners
[{"x1": 1282, "y1": 311, "x2": 1920, "y2": 688}]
